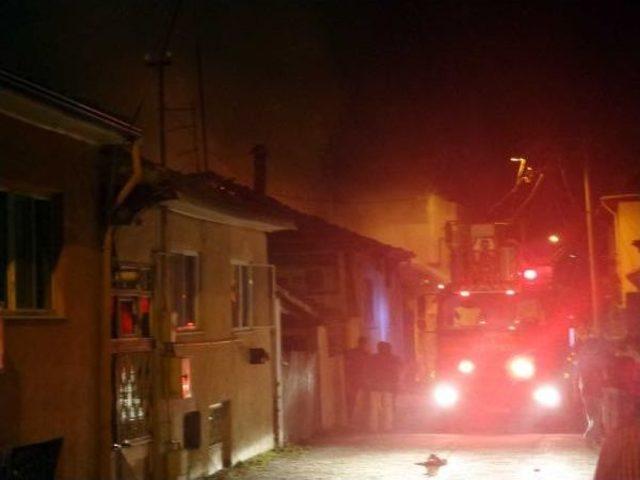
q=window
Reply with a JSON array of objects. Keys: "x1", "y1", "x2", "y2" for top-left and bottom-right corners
[
  {"x1": 231, "y1": 264, "x2": 275, "y2": 330},
  {"x1": 0, "y1": 191, "x2": 61, "y2": 311},
  {"x1": 168, "y1": 253, "x2": 198, "y2": 330},
  {"x1": 231, "y1": 264, "x2": 252, "y2": 329},
  {"x1": 114, "y1": 352, "x2": 152, "y2": 441}
]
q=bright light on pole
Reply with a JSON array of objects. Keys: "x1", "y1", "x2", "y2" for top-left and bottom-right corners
[{"x1": 458, "y1": 359, "x2": 475, "y2": 374}]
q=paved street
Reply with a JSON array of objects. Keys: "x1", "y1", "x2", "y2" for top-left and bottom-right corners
[{"x1": 229, "y1": 434, "x2": 598, "y2": 480}]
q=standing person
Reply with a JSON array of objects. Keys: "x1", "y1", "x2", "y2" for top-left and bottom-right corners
[
  {"x1": 344, "y1": 336, "x2": 371, "y2": 429},
  {"x1": 594, "y1": 343, "x2": 640, "y2": 480},
  {"x1": 369, "y1": 341, "x2": 401, "y2": 433},
  {"x1": 576, "y1": 336, "x2": 608, "y2": 445}
]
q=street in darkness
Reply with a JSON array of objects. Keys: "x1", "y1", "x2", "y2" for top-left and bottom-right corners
[{"x1": 229, "y1": 434, "x2": 597, "y2": 480}]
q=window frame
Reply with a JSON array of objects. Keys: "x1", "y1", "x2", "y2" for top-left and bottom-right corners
[
  {"x1": 231, "y1": 262, "x2": 253, "y2": 331},
  {"x1": 167, "y1": 250, "x2": 200, "y2": 332},
  {"x1": 0, "y1": 190, "x2": 58, "y2": 314},
  {"x1": 231, "y1": 262, "x2": 276, "y2": 331}
]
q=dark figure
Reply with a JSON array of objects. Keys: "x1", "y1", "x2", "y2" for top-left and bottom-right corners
[
  {"x1": 344, "y1": 336, "x2": 371, "y2": 428},
  {"x1": 604, "y1": 341, "x2": 640, "y2": 434},
  {"x1": 369, "y1": 341, "x2": 401, "y2": 432},
  {"x1": 576, "y1": 337, "x2": 608, "y2": 445},
  {"x1": 594, "y1": 392, "x2": 640, "y2": 479}
]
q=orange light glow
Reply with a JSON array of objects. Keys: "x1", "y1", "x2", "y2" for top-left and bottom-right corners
[{"x1": 548, "y1": 234, "x2": 560, "y2": 244}]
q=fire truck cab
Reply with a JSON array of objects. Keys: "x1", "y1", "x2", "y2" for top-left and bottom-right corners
[{"x1": 429, "y1": 222, "x2": 577, "y2": 431}]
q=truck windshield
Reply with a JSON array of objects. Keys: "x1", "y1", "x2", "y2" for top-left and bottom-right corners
[{"x1": 438, "y1": 293, "x2": 544, "y2": 331}]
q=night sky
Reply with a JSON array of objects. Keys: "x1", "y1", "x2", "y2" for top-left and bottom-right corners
[
  {"x1": 1, "y1": 1, "x2": 639, "y2": 224},
  {"x1": 320, "y1": 2, "x2": 640, "y2": 206}
]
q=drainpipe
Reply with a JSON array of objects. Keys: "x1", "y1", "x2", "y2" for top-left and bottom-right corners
[
  {"x1": 99, "y1": 141, "x2": 143, "y2": 479},
  {"x1": 273, "y1": 294, "x2": 284, "y2": 447}
]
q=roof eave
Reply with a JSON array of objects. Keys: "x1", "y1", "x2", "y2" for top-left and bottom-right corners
[{"x1": 0, "y1": 69, "x2": 140, "y2": 144}]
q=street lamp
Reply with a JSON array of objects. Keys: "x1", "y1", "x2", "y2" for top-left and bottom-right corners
[{"x1": 548, "y1": 234, "x2": 560, "y2": 244}]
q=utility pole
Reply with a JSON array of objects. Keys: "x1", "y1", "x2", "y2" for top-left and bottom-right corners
[
  {"x1": 146, "y1": 52, "x2": 172, "y2": 167},
  {"x1": 195, "y1": 38, "x2": 209, "y2": 171},
  {"x1": 583, "y1": 163, "x2": 600, "y2": 335}
]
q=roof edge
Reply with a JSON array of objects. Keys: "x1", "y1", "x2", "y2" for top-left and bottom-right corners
[{"x1": 0, "y1": 69, "x2": 141, "y2": 140}]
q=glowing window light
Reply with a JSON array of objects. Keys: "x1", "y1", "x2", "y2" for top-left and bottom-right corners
[
  {"x1": 523, "y1": 269, "x2": 538, "y2": 281},
  {"x1": 507, "y1": 356, "x2": 535, "y2": 379},
  {"x1": 437, "y1": 283, "x2": 446, "y2": 290}
]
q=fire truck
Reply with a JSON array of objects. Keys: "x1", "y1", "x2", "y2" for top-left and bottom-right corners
[{"x1": 429, "y1": 222, "x2": 578, "y2": 431}]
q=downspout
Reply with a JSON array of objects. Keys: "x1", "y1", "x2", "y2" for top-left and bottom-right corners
[{"x1": 99, "y1": 140, "x2": 143, "y2": 479}]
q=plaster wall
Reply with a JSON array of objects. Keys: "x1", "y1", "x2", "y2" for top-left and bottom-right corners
[
  {"x1": 116, "y1": 207, "x2": 275, "y2": 476},
  {"x1": 614, "y1": 201, "x2": 640, "y2": 305},
  {"x1": 0, "y1": 114, "x2": 103, "y2": 479}
]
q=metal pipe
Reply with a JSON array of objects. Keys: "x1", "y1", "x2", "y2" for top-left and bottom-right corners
[
  {"x1": 583, "y1": 164, "x2": 600, "y2": 335},
  {"x1": 99, "y1": 140, "x2": 143, "y2": 479}
]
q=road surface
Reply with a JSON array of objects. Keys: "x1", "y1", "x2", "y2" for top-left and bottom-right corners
[{"x1": 227, "y1": 434, "x2": 598, "y2": 480}]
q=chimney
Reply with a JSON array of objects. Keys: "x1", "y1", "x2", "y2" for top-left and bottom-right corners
[{"x1": 251, "y1": 144, "x2": 267, "y2": 195}]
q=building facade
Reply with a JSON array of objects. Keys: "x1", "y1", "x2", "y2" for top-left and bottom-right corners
[{"x1": 0, "y1": 70, "x2": 139, "y2": 479}]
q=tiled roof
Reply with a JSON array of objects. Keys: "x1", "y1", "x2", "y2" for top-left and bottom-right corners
[{"x1": 192, "y1": 171, "x2": 414, "y2": 260}]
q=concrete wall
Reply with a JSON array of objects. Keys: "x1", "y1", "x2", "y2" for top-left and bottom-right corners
[
  {"x1": 0, "y1": 114, "x2": 103, "y2": 479},
  {"x1": 332, "y1": 193, "x2": 458, "y2": 280},
  {"x1": 116, "y1": 208, "x2": 276, "y2": 477}
]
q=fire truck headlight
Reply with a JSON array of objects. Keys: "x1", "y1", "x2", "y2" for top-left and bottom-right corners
[
  {"x1": 433, "y1": 383, "x2": 459, "y2": 408},
  {"x1": 533, "y1": 384, "x2": 562, "y2": 408},
  {"x1": 458, "y1": 359, "x2": 475, "y2": 374},
  {"x1": 507, "y1": 356, "x2": 535, "y2": 379}
]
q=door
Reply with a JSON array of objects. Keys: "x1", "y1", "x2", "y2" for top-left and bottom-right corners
[
  {"x1": 112, "y1": 352, "x2": 153, "y2": 480},
  {"x1": 110, "y1": 263, "x2": 154, "y2": 480}
]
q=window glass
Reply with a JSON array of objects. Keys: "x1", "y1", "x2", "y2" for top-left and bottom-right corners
[
  {"x1": 0, "y1": 192, "x2": 56, "y2": 310},
  {"x1": 169, "y1": 253, "x2": 198, "y2": 329},
  {"x1": 232, "y1": 265, "x2": 252, "y2": 329},
  {"x1": 232, "y1": 264, "x2": 274, "y2": 329}
]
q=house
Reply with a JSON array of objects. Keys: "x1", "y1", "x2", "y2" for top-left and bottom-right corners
[
  {"x1": 0, "y1": 69, "x2": 140, "y2": 479},
  {"x1": 110, "y1": 165, "x2": 294, "y2": 479},
  {"x1": 190, "y1": 168, "x2": 415, "y2": 435},
  {"x1": 601, "y1": 193, "x2": 640, "y2": 335},
  {"x1": 0, "y1": 70, "x2": 295, "y2": 480}
]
